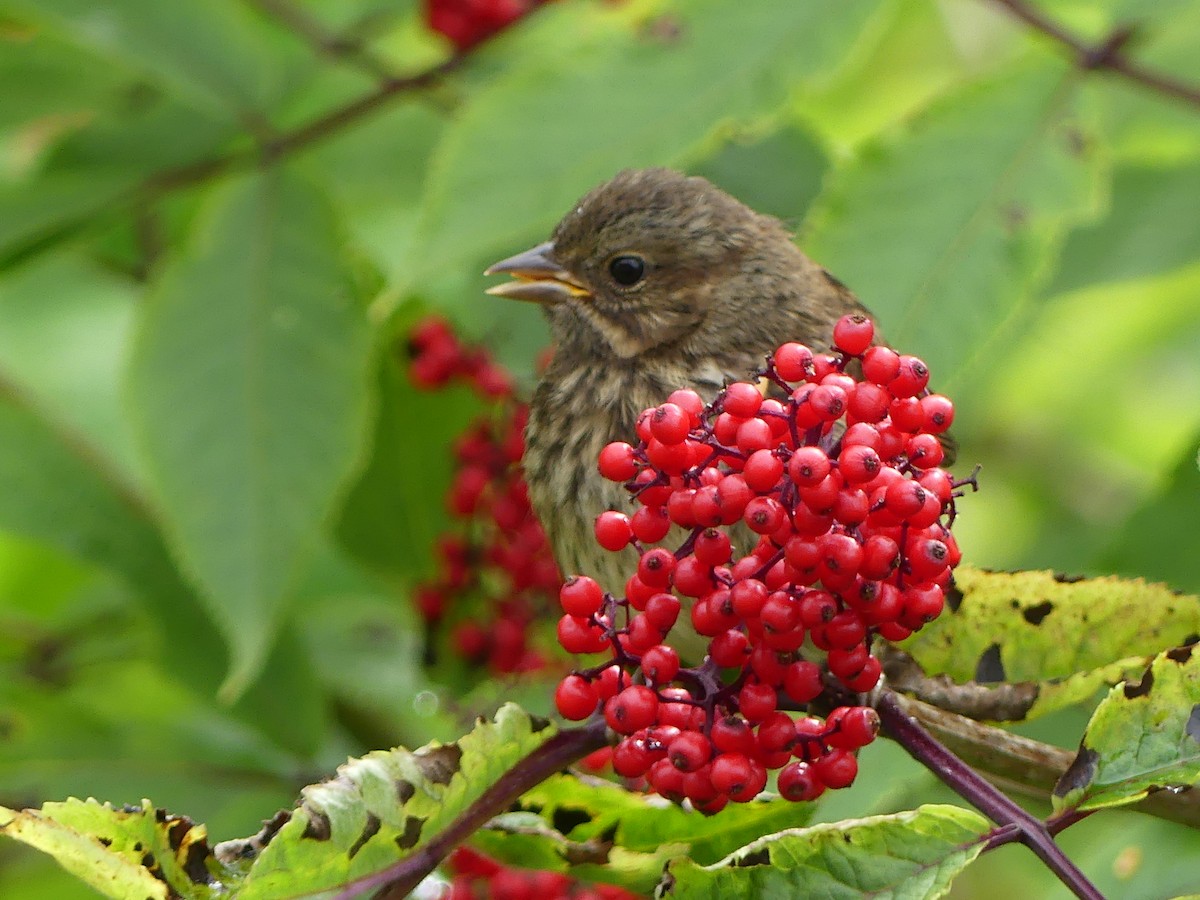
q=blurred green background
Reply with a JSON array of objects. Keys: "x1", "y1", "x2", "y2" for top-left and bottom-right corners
[{"x1": 1, "y1": 0, "x2": 1199, "y2": 896}]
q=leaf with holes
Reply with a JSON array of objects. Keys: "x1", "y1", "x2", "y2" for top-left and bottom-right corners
[
  {"x1": 231, "y1": 703, "x2": 560, "y2": 898},
  {"x1": 1054, "y1": 646, "x2": 1200, "y2": 813},
  {"x1": 662, "y1": 804, "x2": 989, "y2": 898},
  {"x1": 0, "y1": 799, "x2": 219, "y2": 900},
  {"x1": 896, "y1": 567, "x2": 1200, "y2": 721}
]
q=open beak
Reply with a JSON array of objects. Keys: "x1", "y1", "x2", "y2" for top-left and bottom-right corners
[{"x1": 484, "y1": 241, "x2": 592, "y2": 304}]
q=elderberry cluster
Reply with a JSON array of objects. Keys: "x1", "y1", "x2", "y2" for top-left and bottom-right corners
[
  {"x1": 440, "y1": 847, "x2": 638, "y2": 900},
  {"x1": 424, "y1": 0, "x2": 549, "y2": 52},
  {"x1": 554, "y1": 315, "x2": 971, "y2": 810},
  {"x1": 409, "y1": 318, "x2": 560, "y2": 674}
]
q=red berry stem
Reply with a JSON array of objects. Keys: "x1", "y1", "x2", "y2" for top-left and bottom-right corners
[
  {"x1": 874, "y1": 692, "x2": 1103, "y2": 900},
  {"x1": 331, "y1": 718, "x2": 609, "y2": 900}
]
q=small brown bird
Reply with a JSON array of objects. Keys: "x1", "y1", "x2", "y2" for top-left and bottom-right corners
[{"x1": 486, "y1": 167, "x2": 872, "y2": 592}]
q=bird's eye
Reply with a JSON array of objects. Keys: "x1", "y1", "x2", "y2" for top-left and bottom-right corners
[{"x1": 608, "y1": 255, "x2": 645, "y2": 286}]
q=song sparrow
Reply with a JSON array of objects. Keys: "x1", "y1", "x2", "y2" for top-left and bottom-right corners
[{"x1": 486, "y1": 168, "x2": 873, "y2": 593}]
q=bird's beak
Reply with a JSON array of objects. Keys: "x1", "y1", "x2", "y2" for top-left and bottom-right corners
[{"x1": 484, "y1": 241, "x2": 591, "y2": 304}]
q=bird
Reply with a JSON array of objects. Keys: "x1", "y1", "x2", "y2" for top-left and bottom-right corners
[{"x1": 485, "y1": 167, "x2": 874, "y2": 594}]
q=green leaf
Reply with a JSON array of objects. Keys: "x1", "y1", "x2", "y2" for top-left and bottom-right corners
[
  {"x1": 0, "y1": 799, "x2": 211, "y2": 900},
  {"x1": 899, "y1": 567, "x2": 1200, "y2": 720},
  {"x1": 804, "y1": 63, "x2": 1105, "y2": 384},
  {"x1": 471, "y1": 773, "x2": 818, "y2": 893},
  {"x1": 233, "y1": 704, "x2": 555, "y2": 897},
  {"x1": 2, "y1": 0, "x2": 285, "y2": 116},
  {"x1": 663, "y1": 804, "x2": 989, "y2": 898},
  {"x1": 126, "y1": 169, "x2": 374, "y2": 699},
  {"x1": 1054, "y1": 646, "x2": 1200, "y2": 813},
  {"x1": 1049, "y1": 162, "x2": 1200, "y2": 295},
  {"x1": 410, "y1": 0, "x2": 883, "y2": 283},
  {"x1": 334, "y1": 349, "x2": 478, "y2": 579},
  {"x1": 1096, "y1": 430, "x2": 1200, "y2": 595}
]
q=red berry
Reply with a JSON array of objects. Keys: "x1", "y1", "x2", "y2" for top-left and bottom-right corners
[
  {"x1": 778, "y1": 761, "x2": 826, "y2": 801},
  {"x1": 738, "y1": 680, "x2": 777, "y2": 722},
  {"x1": 744, "y1": 496, "x2": 786, "y2": 534},
  {"x1": 814, "y1": 748, "x2": 859, "y2": 789},
  {"x1": 711, "y1": 715, "x2": 757, "y2": 755},
  {"x1": 641, "y1": 644, "x2": 680, "y2": 684},
  {"x1": 919, "y1": 394, "x2": 954, "y2": 433},
  {"x1": 787, "y1": 446, "x2": 832, "y2": 487},
  {"x1": 862, "y1": 346, "x2": 901, "y2": 385},
  {"x1": 833, "y1": 314, "x2": 875, "y2": 356},
  {"x1": 598, "y1": 441, "x2": 638, "y2": 481},
  {"x1": 783, "y1": 660, "x2": 824, "y2": 704},
  {"x1": 559, "y1": 575, "x2": 603, "y2": 617},
  {"x1": 637, "y1": 547, "x2": 676, "y2": 587},
  {"x1": 631, "y1": 504, "x2": 672, "y2": 542},
  {"x1": 723, "y1": 381, "x2": 763, "y2": 418},
  {"x1": 605, "y1": 685, "x2": 659, "y2": 734},
  {"x1": 555, "y1": 675, "x2": 598, "y2": 720},
  {"x1": 557, "y1": 614, "x2": 609, "y2": 654},
  {"x1": 594, "y1": 511, "x2": 633, "y2": 551},
  {"x1": 650, "y1": 402, "x2": 691, "y2": 445},
  {"x1": 889, "y1": 355, "x2": 930, "y2": 397},
  {"x1": 774, "y1": 342, "x2": 814, "y2": 381},
  {"x1": 743, "y1": 449, "x2": 784, "y2": 492},
  {"x1": 668, "y1": 731, "x2": 712, "y2": 772},
  {"x1": 644, "y1": 592, "x2": 681, "y2": 631},
  {"x1": 828, "y1": 706, "x2": 880, "y2": 750}
]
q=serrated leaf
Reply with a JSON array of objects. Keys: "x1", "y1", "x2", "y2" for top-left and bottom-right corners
[
  {"x1": 1054, "y1": 646, "x2": 1200, "y2": 813},
  {"x1": 0, "y1": 798, "x2": 218, "y2": 900},
  {"x1": 473, "y1": 773, "x2": 817, "y2": 893},
  {"x1": 899, "y1": 567, "x2": 1200, "y2": 719},
  {"x1": 233, "y1": 704, "x2": 555, "y2": 898},
  {"x1": 663, "y1": 804, "x2": 989, "y2": 899},
  {"x1": 804, "y1": 63, "x2": 1104, "y2": 383},
  {"x1": 410, "y1": 0, "x2": 883, "y2": 283},
  {"x1": 126, "y1": 169, "x2": 373, "y2": 699}
]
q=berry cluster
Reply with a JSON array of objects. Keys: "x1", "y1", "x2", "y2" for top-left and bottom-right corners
[
  {"x1": 554, "y1": 315, "x2": 973, "y2": 810},
  {"x1": 424, "y1": 0, "x2": 548, "y2": 52},
  {"x1": 409, "y1": 317, "x2": 560, "y2": 674},
  {"x1": 441, "y1": 847, "x2": 638, "y2": 900}
]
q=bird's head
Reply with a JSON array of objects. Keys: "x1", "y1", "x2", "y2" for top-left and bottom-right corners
[{"x1": 486, "y1": 168, "x2": 797, "y2": 361}]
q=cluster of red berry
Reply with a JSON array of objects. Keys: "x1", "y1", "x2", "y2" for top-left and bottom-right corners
[
  {"x1": 554, "y1": 315, "x2": 970, "y2": 810},
  {"x1": 409, "y1": 318, "x2": 560, "y2": 674},
  {"x1": 424, "y1": 0, "x2": 548, "y2": 52},
  {"x1": 440, "y1": 847, "x2": 638, "y2": 900}
]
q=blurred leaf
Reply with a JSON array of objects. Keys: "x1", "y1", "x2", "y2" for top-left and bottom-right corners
[
  {"x1": 691, "y1": 122, "x2": 829, "y2": 225},
  {"x1": 0, "y1": 98, "x2": 238, "y2": 268},
  {"x1": 804, "y1": 63, "x2": 1105, "y2": 384},
  {"x1": 1050, "y1": 162, "x2": 1200, "y2": 295},
  {"x1": 1054, "y1": 646, "x2": 1200, "y2": 813},
  {"x1": 335, "y1": 350, "x2": 479, "y2": 579},
  {"x1": 0, "y1": 255, "x2": 137, "y2": 473},
  {"x1": 0, "y1": 0, "x2": 285, "y2": 116},
  {"x1": 900, "y1": 567, "x2": 1200, "y2": 719},
  {"x1": 0, "y1": 29, "x2": 127, "y2": 131},
  {"x1": 126, "y1": 169, "x2": 374, "y2": 699},
  {"x1": 410, "y1": 0, "x2": 884, "y2": 284},
  {"x1": 1096, "y1": 429, "x2": 1200, "y2": 595},
  {"x1": 663, "y1": 804, "x2": 989, "y2": 898}
]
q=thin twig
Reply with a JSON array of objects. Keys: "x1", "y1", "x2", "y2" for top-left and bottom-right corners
[
  {"x1": 138, "y1": 55, "x2": 462, "y2": 198},
  {"x1": 988, "y1": 0, "x2": 1200, "y2": 108},
  {"x1": 876, "y1": 691, "x2": 1103, "y2": 900}
]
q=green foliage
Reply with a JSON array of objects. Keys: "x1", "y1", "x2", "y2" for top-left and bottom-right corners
[
  {"x1": 1054, "y1": 647, "x2": 1200, "y2": 813},
  {"x1": 901, "y1": 566, "x2": 1200, "y2": 719},
  {"x1": 663, "y1": 805, "x2": 990, "y2": 899},
  {"x1": 0, "y1": 0, "x2": 1199, "y2": 896}
]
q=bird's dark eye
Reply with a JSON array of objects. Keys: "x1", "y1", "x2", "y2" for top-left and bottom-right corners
[{"x1": 608, "y1": 255, "x2": 645, "y2": 286}]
